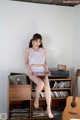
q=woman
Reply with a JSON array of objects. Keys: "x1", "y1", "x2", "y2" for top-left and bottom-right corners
[{"x1": 25, "y1": 33, "x2": 53, "y2": 118}]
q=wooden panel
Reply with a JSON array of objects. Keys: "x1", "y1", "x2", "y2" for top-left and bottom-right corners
[{"x1": 9, "y1": 85, "x2": 31, "y2": 101}]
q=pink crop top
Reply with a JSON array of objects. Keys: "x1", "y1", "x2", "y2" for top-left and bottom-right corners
[{"x1": 29, "y1": 48, "x2": 45, "y2": 66}]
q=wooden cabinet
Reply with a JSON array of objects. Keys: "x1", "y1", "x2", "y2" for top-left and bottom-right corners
[
  {"x1": 49, "y1": 78, "x2": 72, "y2": 112},
  {"x1": 8, "y1": 76, "x2": 72, "y2": 120},
  {"x1": 9, "y1": 85, "x2": 31, "y2": 101}
]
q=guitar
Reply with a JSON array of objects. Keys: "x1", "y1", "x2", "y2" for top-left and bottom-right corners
[{"x1": 62, "y1": 69, "x2": 80, "y2": 120}]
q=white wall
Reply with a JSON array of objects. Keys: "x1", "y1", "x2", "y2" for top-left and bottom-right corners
[
  {"x1": 0, "y1": 0, "x2": 78, "y2": 115},
  {"x1": 72, "y1": 5, "x2": 80, "y2": 97},
  {"x1": 72, "y1": 5, "x2": 80, "y2": 69}
]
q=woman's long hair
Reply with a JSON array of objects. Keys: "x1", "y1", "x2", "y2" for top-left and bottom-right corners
[{"x1": 29, "y1": 33, "x2": 43, "y2": 48}]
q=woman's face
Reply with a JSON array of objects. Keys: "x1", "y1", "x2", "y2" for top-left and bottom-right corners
[{"x1": 32, "y1": 39, "x2": 41, "y2": 48}]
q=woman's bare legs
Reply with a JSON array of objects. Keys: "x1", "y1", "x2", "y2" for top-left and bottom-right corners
[
  {"x1": 43, "y1": 76, "x2": 54, "y2": 118},
  {"x1": 29, "y1": 74, "x2": 53, "y2": 118},
  {"x1": 29, "y1": 75, "x2": 44, "y2": 108}
]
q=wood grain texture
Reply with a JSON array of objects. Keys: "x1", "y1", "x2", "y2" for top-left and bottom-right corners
[
  {"x1": 62, "y1": 96, "x2": 80, "y2": 120},
  {"x1": 9, "y1": 85, "x2": 31, "y2": 101}
]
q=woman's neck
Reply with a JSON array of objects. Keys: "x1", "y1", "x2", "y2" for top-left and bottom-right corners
[{"x1": 32, "y1": 47, "x2": 40, "y2": 52}]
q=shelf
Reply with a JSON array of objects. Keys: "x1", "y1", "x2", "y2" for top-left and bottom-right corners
[
  {"x1": 32, "y1": 88, "x2": 71, "y2": 91},
  {"x1": 51, "y1": 88, "x2": 71, "y2": 90},
  {"x1": 9, "y1": 118, "x2": 61, "y2": 120},
  {"x1": 9, "y1": 85, "x2": 31, "y2": 101},
  {"x1": 48, "y1": 78, "x2": 71, "y2": 81},
  {"x1": 8, "y1": 76, "x2": 72, "y2": 120},
  {"x1": 31, "y1": 97, "x2": 67, "y2": 101}
]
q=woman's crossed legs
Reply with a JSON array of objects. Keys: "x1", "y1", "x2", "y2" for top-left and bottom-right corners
[{"x1": 29, "y1": 75, "x2": 53, "y2": 118}]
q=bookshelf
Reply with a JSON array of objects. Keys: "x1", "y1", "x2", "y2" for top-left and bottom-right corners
[{"x1": 8, "y1": 75, "x2": 72, "y2": 120}]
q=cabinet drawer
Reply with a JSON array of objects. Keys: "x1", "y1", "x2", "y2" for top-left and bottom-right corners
[{"x1": 9, "y1": 85, "x2": 31, "y2": 101}]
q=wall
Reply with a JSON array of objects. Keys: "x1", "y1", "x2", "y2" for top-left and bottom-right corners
[
  {"x1": 72, "y1": 5, "x2": 80, "y2": 97},
  {"x1": 0, "y1": 0, "x2": 76, "y2": 114}
]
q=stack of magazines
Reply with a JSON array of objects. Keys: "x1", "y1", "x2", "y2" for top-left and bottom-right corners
[
  {"x1": 10, "y1": 107, "x2": 29, "y2": 120},
  {"x1": 32, "y1": 92, "x2": 45, "y2": 99},
  {"x1": 52, "y1": 107, "x2": 64, "y2": 118},
  {"x1": 32, "y1": 107, "x2": 49, "y2": 118}
]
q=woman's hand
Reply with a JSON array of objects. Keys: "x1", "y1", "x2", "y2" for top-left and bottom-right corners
[
  {"x1": 46, "y1": 71, "x2": 51, "y2": 75},
  {"x1": 44, "y1": 68, "x2": 51, "y2": 75}
]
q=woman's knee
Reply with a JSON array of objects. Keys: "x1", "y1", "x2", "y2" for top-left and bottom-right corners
[
  {"x1": 44, "y1": 82, "x2": 50, "y2": 88},
  {"x1": 28, "y1": 75, "x2": 44, "y2": 88},
  {"x1": 38, "y1": 80, "x2": 44, "y2": 88}
]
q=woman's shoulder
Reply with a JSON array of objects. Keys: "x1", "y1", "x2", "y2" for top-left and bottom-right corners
[
  {"x1": 42, "y1": 48, "x2": 46, "y2": 52},
  {"x1": 40, "y1": 48, "x2": 46, "y2": 54},
  {"x1": 25, "y1": 48, "x2": 30, "y2": 53},
  {"x1": 40, "y1": 47, "x2": 46, "y2": 50}
]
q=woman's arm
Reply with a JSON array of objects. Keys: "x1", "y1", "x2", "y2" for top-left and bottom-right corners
[
  {"x1": 25, "y1": 48, "x2": 32, "y2": 75},
  {"x1": 43, "y1": 48, "x2": 49, "y2": 72}
]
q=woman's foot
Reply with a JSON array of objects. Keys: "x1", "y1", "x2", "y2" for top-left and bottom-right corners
[
  {"x1": 34, "y1": 98, "x2": 39, "y2": 109},
  {"x1": 46, "y1": 108, "x2": 54, "y2": 118}
]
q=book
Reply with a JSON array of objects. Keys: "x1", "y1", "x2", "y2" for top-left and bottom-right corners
[{"x1": 33, "y1": 72, "x2": 50, "y2": 76}]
